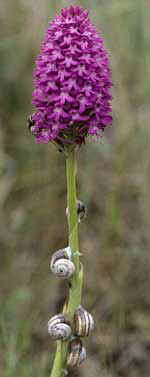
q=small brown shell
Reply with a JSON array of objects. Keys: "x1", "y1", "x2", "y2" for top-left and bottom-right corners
[
  {"x1": 77, "y1": 200, "x2": 87, "y2": 222},
  {"x1": 48, "y1": 314, "x2": 72, "y2": 341},
  {"x1": 27, "y1": 114, "x2": 35, "y2": 133},
  {"x1": 67, "y1": 338, "x2": 87, "y2": 367},
  {"x1": 66, "y1": 200, "x2": 87, "y2": 223},
  {"x1": 74, "y1": 305, "x2": 94, "y2": 337}
]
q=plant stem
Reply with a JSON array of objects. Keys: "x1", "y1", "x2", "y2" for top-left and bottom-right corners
[
  {"x1": 50, "y1": 148, "x2": 83, "y2": 377},
  {"x1": 66, "y1": 148, "x2": 83, "y2": 312}
]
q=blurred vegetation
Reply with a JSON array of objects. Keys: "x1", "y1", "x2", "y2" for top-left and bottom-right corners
[{"x1": 0, "y1": 0, "x2": 150, "y2": 376}]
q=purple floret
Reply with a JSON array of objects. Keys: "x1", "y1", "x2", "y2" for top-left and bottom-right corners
[{"x1": 32, "y1": 6, "x2": 112, "y2": 146}]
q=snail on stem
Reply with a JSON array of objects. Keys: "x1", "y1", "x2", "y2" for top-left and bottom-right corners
[
  {"x1": 50, "y1": 248, "x2": 75, "y2": 279},
  {"x1": 74, "y1": 305, "x2": 94, "y2": 337},
  {"x1": 67, "y1": 338, "x2": 87, "y2": 367},
  {"x1": 48, "y1": 314, "x2": 72, "y2": 341}
]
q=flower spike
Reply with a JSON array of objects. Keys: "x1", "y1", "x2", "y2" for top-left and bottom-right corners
[{"x1": 32, "y1": 6, "x2": 112, "y2": 146}]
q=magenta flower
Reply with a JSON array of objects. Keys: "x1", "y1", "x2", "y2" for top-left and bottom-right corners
[{"x1": 32, "y1": 6, "x2": 112, "y2": 146}]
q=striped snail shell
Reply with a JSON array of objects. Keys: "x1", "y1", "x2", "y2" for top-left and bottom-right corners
[
  {"x1": 50, "y1": 247, "x2": 75, "y2": 279},
  {"x1": 74, "y1": 305, "x2": 94, "y2": 337},
  {"x1": 67, "y1": 338, "x2": 87, "y2": 367},
  {"x1": 48, "y1": 314, "x2": 72, "y2": 341}
]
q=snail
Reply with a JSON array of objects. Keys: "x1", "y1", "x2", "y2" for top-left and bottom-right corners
[
  {"x1": 66, "y1": 200, "x2": 87, "y2": 223},
  {"x1": 48, "y1": 314, "x2": 72, "y2": 341},
  {"x1": 50, "y1": 247, "x2": 75, "y2": 279},
  {"x1": 77, "y1": 200, "x2": 87, "y2": 223},
  {"x1": 27, "y1": 114, "x2": 35, "y2": 134},
  {"x1": 67, "y1": 338, "x2": 87, "y2": 367},
  {"x1": 74, "y1": 305, "x2": 94, "y2": 337}
]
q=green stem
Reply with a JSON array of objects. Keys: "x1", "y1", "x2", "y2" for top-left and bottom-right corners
[
  {"x1": 66, "y1": 148, "x2": 83, "y2": 312},
  {"x1": 50, "y1": 148, "x2": 83, "y2": 377}
]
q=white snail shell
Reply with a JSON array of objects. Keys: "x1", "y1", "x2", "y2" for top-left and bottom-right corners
[
  {"x1": 50, "y1": 248, "x2": 75, "y2": 279},
  {"x1": 67, "y1": 338, "x2": 87, "y2": 367},
  {"x1": 51, "y1": 258, "x2": 75, "y2": 279},
  {"x1": 48, "y1": 314, "x2": 72, "y2": 341},
  {"x1": 74, "y1": 305, "x2": 94, "y2": 337}
]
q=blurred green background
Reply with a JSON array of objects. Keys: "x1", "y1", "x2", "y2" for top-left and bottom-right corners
[{"x1": 0, "y1": 0, "x2": 150, "y2": 376}]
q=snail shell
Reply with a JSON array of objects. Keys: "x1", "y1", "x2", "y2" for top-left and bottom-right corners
[
  {"x1": 27, "y1": 114, "x2": 35, "y2": 134},
  {"x1": 48, "y1": 314, "x2": 72, "y2": 341},
  {"x1": 77, "y1": 200, "x2": 87, "y2": 223},
  {"x1": 51, "y1": 258, "x2": 75, "y2": 279},
  {"x1": 74, "y1": 305, "x2": 94, "y2": 337},
  {"x1": 67, "y1": 338, "x2": 87, "y2": 367},
  {"x1": 50, "y1": 248, "x2": 75, "y2": 279},
  {"x1": 66, "y1": 200, "x2": 87, "y2": 223}
]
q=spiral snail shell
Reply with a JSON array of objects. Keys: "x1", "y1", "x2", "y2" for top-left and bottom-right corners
[
  {"x1": 50, "y1": 247, "x2": 75, "y2": 279},
  {"x1": 48, "y1": 314, "x2": 72, "y2": 341},
  {"x1": 74, "y1": 305, "x2": 94, "y2": 337},
  {"x1": 67, "y1": 338, "x2": 87, "y2": 367}
]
